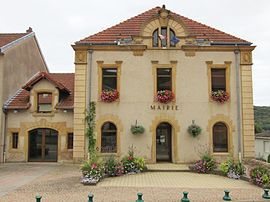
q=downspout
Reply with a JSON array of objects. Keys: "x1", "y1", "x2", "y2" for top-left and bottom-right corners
[
  {"x1": 86, "y1": 50, "x2": 93, "y2": 160},
  {"x1": 234, "y1": 48, "x2": 242, "y2": 161},
  {"x1": 2, "y1": 107, "x2": 7, "y2": 163}
]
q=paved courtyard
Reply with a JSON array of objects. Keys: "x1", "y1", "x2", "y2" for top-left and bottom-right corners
[{"x1": 0, "y1": 163, "x2": 266, "y2": 202}]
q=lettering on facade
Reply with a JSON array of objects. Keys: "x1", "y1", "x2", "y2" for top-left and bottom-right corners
[{"x1": 150, "y1": 105, "x2": 179, "y2": 110}]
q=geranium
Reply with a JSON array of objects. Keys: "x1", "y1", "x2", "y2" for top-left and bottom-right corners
[
  {"x1": 101, "y1": 89, "x2": 119, "y2": 102},
  {"x1": 211, "y1": 90, "x2": 229, "y2": 103},
  {"x1": 156, "y1": 90, "x2": 174, "y2": 103},
  {"x1": 91, "y1": 163, "x2": 97, "y2": 169}
]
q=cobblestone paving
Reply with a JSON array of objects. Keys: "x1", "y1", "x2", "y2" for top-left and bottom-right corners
[{"x1": 0, "y1": 163, "x2": 266, "y2": 202}]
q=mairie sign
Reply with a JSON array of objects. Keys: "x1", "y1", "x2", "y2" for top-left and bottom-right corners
[{"x1": 150, "y1": 105, "x2": 179, "y2": 110}]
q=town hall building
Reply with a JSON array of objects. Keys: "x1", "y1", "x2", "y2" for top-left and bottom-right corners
[
  {"x1": 72, "y1": 5, "x2": 255, "y2": 163},
  {"x1": 3, "y1": 5, "x2": 256, "y2": 163}
]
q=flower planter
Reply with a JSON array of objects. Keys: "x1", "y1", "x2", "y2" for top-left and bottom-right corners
[
  {"x1": 211, "y1": 90, "x2": 229, "y2": 103},
  {"x1": 156, "y1": 90, "x2": 174, "y2": 103},
  {"x1": 101, "y1": 90, "x2": 119, "y2": 102}
]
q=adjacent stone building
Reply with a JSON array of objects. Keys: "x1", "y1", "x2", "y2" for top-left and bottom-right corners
[
  {"x1": 72, "y1": 5, "x2": 256, "y2": 163},
  {"x1": 0, "y1": 28, "x2": 48, "y2": 162},
  {"x1": 3, "y1": 72, "x2": 74, "y2": 162}
]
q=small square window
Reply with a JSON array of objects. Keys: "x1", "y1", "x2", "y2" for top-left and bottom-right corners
[
  {"x1": 37, "y1": 93, "x2": 52, "y2": 113},
  {"x1": 67, "y1": 133, "x2": 73, "y2": 149},
  {"x1": 12, "y1": 132, "x2": 18, "y2": 149}
]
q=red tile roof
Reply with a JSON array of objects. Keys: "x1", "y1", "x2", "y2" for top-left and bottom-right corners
[
  {"x1": 4, "y1": 72, "x2": 74, "y2": 110},
  {"x1": 77, "y1": 6, "x2": 249, "y2": 44},
  {"x1": 0, "y1": 33, "x2": 29, "y2": 48}
]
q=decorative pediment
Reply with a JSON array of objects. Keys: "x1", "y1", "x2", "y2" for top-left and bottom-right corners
[{"x1": 140, "y1": 5, "x2": 188, "y2": 38}]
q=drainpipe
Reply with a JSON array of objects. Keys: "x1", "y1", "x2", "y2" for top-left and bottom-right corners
[
  {"x1": 86, "y1": 50, "x2": 93, "y2": 160},
  {"x1": 2, "y1": 107, "x2": 7, "y2": 163},
  {"x1": 87, "y1": 50, "x2": 93, "y2": 108},
  {"x1": 234, "y1": 48, "x2": 242, "y2": 161}
]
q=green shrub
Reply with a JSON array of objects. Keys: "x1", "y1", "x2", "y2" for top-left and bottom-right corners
[
  {"x1": 134, "y1": 157, "x2": 146, "y2": 171},
  {"x1": 104, "y1": 155, "x2": 124, "y2": 177},
  {"x1": 250, "y1": 166, "x2": 270, "y2": 187},
  {"x1": 219, "y1": 158, "x2": 245, "y2": 178},
  {"x1": 268, "y1": 154, "x2": 270, "y2": 163}
]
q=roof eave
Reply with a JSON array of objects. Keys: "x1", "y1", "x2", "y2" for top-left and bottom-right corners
[{"x1": 0, "y1": 32, "x2": 35, "y2": 53}]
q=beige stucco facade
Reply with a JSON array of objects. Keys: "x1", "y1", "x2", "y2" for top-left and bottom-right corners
[
  {"x1": 0, "y1": 32, "x2": 48, "y2": 162},
  {"x1": 5, "y1": 79, "x2": 73, "y2": 162},
  {"x1": 72, "y1": 9, "x2": 256, "y2": 163},
  {"x1": 72, "y1": 48, "x2": 255, "y2": 163}
]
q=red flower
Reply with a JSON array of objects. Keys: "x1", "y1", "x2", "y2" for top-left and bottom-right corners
[
  {"x1": 156, "y1": 90, "x2": 174, "y2": 103},
  {"x1": 128, "y1": 156, "x2": 133, "y2": 161},
  {"x1": 211, "y1": 90, "x2": 229, "y2": 103},
  {"x1": 101, "y1": 90, "x2": 119, "y2": 102},
  {"x1": 91, "y1": 163, "x2": 97, "y2": 169}
]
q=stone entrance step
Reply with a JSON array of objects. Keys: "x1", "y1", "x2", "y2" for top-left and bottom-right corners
[{"x1": 146, "y1": 163, "x2": 191, "y2": 172}]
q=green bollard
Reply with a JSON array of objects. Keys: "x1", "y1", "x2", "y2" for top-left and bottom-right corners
[
  {"x1": 35, "y1": 194, "x2": 42, "y2": 202},
  {"x1": 88, "y1": 193, "x2": 94, "y2": 202},
  {"x1": 263, "y1": 189, "x2": 270, "y2": 199},
  {"x1": 181, "y1": 191, "x2": 190, "y2": 202},
  {"x1": 136, "y1": 193, "x2": 144, "y2": 202},
  {"x1": 223, "y1": 190, "x2": 231, "y2": 201}
]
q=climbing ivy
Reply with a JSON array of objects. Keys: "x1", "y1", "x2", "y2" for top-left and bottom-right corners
[{"x1": 85, "y1": 101, "x2": 96, "y2": 159}]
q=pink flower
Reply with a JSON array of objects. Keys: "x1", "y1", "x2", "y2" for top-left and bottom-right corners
[{"x1": 91, "y1": 163, "x2": 97, "y2": 169}]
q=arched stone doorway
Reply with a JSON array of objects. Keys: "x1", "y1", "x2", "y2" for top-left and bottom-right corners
[
  {"x1": 28, "y1": 128, "x2": 58, "y2": 162},
  {"x1": 156, "y1": 122, "x2": 172, "y2": 162}
]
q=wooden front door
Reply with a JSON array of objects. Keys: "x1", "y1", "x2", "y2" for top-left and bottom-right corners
[{"x1": 28, "y1": 128, "x2": 58, "y2": 162}]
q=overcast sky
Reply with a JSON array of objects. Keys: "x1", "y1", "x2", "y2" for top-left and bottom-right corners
[{"x1": 1, "y1": 0, "x2": 270, "y2": 106}]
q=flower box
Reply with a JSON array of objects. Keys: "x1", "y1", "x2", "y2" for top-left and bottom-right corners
[
  {"x1": 211, "y1": 90, "x2": 229, "y2": 103},
  {"x1": 101, "y1": 90, "x2": 119, "y2": 102},
  {"x1": 156, "y1": 90, "x2": 174, "y2": 103}
]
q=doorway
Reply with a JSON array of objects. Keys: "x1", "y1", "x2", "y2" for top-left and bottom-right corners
[
  {"x1": 156, "y1": 122, "x2": 172, "y2": 162},
  {"x1": 28, "y1": 128, "x2": 58, "y2": 162}
]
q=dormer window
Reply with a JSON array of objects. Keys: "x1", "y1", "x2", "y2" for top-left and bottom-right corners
[
  {"x1": 152, "y1": 27, "x2": 177, "y2": 48},
  {"x1": 37, "y1": 93, "x2": 52, "y2": 113}
]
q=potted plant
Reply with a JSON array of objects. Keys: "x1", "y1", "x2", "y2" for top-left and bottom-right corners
[
  {"x1": 101, "y1": 89, "x2": 119, "y2": 102},
  {"x1": 211, "y1": 90, "x2": 229, "y2": 103},
  {"x1": 156, "y1": 90, "x2": 174, "y2": 103},
  {"x1": 130, "y1": 120, "x2": 144, "y2": 135},
  {"x1": 187, "y1": 120, "x2": 202, "y2": 137}
]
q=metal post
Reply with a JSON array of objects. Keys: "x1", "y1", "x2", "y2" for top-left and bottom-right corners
[
  {"x1": 88, "y1": 193, "x2": 94, "y2": 202},
  {"x1": 181, "y1": 191, "x2": 190, "y2": 202},
  {"x1": 263, "y1": 189, "x2": 270, "y2": 199},
  {"x1": 35, "y1": 194, "x2": 42, "y2": 202},
  {"x1": 136, "y1": 193, "x2": 144, "y2": 202},
  {"x1": 223, "y1": 190, "x2": 231, "y2": 201}
]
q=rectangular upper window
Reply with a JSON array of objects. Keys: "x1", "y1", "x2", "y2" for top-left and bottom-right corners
[
  {"x1": 67, "y1": 133, "x2": 73, "y2": 149},
  {"x1": 157, "y1": 68, "x2": 172, "y2": 91},
  {"x1": 102, "y1": 68, "x2": 117, "y2": 91},
  {"x1": 37, "y1": 93, "x2": 52, "y2": 113},
  {"x1": 211, "y1": 69, "x2": 226, "y2": 91},
  {"x1": 12, "y1": 132, "x2": 18, "y2": 149}
]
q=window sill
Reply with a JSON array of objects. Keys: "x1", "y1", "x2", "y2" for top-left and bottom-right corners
[
  {"x1": 212, "y1": 152, "x2": 231, "y2": 156},
  {"x1": 98, "y1": 99, "x2": 120, "y2": 103},
  {"x1": 99, "y1": 152, "x2": 119, "y2": 157}
]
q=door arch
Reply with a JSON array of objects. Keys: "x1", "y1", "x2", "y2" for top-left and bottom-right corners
[
  {"x1": 28, "y1": 128, "x2": 58, "y2": 162},
  {"x1": 156, "y1": 122, "x2": 172, "y2": 162}
]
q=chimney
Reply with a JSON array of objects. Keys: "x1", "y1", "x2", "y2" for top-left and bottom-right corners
[{"x1": 26, "y1": 27, "x2": 33, "y2": 33}]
